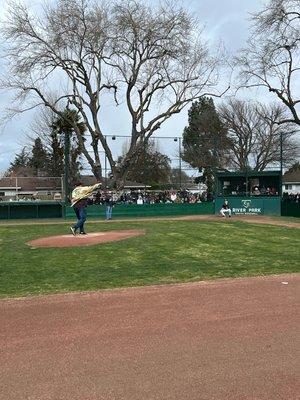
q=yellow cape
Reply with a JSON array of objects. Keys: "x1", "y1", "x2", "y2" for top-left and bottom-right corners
[{"x1": 71, "y1": 183, "x2": 101, "y2": 207}]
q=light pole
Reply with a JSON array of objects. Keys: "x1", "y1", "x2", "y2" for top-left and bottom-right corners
[
  {"x1": 174, "y1": 137, "x2": 182, "y2": 188},
  {"x1": 280, "y1": 132, "x2": 283, "y2": 175},
  {"x1": 179, "y1": 138, "x2": 182, "y2": 188},
  {"x1": 104, "y1": 136, "x2": 107, "y2": 187},
  {"x1": 280, "y1": 132, "x2": 284, "y2": 196},
  {"x1": 63, "y1": 131, "x2": 70, "y2": 204},
  {"x1": 212, "y1": 135, "x2": 218, "y2": 199}
]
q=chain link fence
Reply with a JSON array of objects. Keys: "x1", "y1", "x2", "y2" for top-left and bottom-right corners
[{"x1": 82, "y1": 135, "x2": 202, "y2": 190}]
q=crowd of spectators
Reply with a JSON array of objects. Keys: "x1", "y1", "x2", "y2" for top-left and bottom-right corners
[
  {"x1": 282, "y1": 192, "x2": 300, "y2": 203},
  {"x1": 250, "y1": 186, "x2": 278, "y2": 196},
  {"x1": 221, "y1": 184, "x2": 279, "y2": 196},
  {"x1": 92, "y1": 189, "x2": 210, "y2": 205}
]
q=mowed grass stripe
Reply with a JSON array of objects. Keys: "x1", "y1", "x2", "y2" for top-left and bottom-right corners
[{"x1": 0, "y1": 220, "x2": 299, "y2": 298}]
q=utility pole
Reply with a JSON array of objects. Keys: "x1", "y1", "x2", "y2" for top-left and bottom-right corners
[
  {"x1": 212, "y1": 135, "x2": 218, "y2": 199},
  {"x1": 179, "y1": 138, "x2": 182, "y2": 188},
  {"x1": 280, "y1": 132, "x2": 283, "y2": 196},
  {"x1": 280, "y1": 132, "x2": 283, "y2": 176},
  {"x1": 64, "y1": 131, "x2": 70, "y2": 204},
  {"x1": 174, "y1": 137, "x2": 182, "y2": 189},
  {"x1": 105, "y1": 136, "x2": 107, "y2": 188}
]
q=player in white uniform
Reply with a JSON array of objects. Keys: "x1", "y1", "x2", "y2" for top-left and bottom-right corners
[{"x1": 220, "y1": 200, "x2": 232, "y2": 218}]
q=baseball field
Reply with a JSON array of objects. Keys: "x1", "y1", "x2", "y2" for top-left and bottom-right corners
[
  {"x1": 1, "y1": 216, "x2": 299, "y2": 298},
  {"x1": 1, "y1": 215, "x2": 300, "y2": 400}
]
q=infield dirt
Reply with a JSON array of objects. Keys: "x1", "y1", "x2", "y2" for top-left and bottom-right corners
[{"x1": 1, "y1": 273, "x2": 299, "y2": 400}]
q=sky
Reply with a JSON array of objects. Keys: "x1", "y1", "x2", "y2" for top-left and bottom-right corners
[{"x1": 0, "y1": 0, "x2": 293, "y2": 173}]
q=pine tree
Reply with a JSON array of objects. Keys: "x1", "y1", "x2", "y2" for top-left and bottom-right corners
[
  {"x1": 46, "y1": 131, "x2": 64, "y2": 177},
  {"x1": 29, "y1": 137, "x2": 48, "y2": 176},
  {"x1": 9, "y1": 147, "x2": 31, "y2": 170},
  {"x1": 182, "y1": 97, "x2": 231, "y2": 196}
]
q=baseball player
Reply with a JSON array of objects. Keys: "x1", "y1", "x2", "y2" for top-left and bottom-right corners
[{"x1": 220, "y1": 199, "x2": 232, "y2": 218}]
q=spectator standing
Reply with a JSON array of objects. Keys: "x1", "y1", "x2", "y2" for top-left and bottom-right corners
[
  {"x1": 105, "y1": 191, "x2": 114, "y2": 220},
  {"x1": 137, "y1": 195, "x2": 144, "y2": 205},
  {"x1": 170, "y1": 192, "x2": 177, "y2": 202}
]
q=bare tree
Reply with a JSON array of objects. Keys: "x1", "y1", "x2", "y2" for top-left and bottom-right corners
[
  {"x1": 219, "y1": 99, "x2": 299, "y2": 170},
  {"x1": 1, "y1": 0, "x2": 226, "y2": 184},
  {"x1": 236, "y1": 0, "x2": 300, "y2": 126},
  {"x1": 29, "y1": 108, "x2": 58, "y2": 154}
]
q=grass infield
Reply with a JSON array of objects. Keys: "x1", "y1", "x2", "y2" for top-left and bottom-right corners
[{"x1": 0, "y1": 219, "x2": 299, "y2": 298}]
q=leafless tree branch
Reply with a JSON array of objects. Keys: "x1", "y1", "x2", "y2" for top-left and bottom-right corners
[
  {"x1": 219, "y1": 99, "x2": 299, "y2": 170},
  {"x1": 1, "y1": 0, "x2": 226, "y2": 183},
  {"x1": 236, "y1": 0, "x2": 300, "y2": 126}
]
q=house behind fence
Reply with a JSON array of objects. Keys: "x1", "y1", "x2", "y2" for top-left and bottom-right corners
[{"x1": 0, "y1": 176, "x2": 62, "y2": 201}]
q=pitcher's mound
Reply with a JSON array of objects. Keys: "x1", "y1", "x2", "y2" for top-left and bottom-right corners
[{"x1": 28, "y1": 230, "x2": 145, "y2": 248}]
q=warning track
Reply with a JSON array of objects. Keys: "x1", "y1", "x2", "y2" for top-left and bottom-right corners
[{"x1": 0, "y1": 273, "x2": 299, "y2": 400}]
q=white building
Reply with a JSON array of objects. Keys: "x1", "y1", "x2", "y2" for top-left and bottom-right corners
[{"x1": 282, "y1": 170, "x2": 300, "y2": 194}]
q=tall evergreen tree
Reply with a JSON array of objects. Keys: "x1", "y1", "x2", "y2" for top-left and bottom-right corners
[
  {"x1": 47, "y1": 130, "x2": 64, "y2": 177},
  {"x1": 9, "y1": 147, "x2": 31, "y2": 171},
  {"x1": 182, "y1": 97, "x2": 231, "y2": 196},
  {"x1": 29, "y1": 137, "x2": 48, "y2": 176}
]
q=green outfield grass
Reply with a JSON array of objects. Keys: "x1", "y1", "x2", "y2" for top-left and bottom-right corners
[{"x1": 0, "y1": 219, "x2": 299, "y2": 298}]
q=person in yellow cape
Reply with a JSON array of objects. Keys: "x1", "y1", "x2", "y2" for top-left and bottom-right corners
[{"x1": 70, "y1": 182, "x2": 101, "y2": 235}]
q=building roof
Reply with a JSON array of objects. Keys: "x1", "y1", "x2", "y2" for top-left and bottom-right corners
[
  {"x1": 216, "y1": 170, "x2": 281, "y2": 178},
  {"x1": 0, "y1": 176, "x2": 61, "y2": 191},
  {"x1": 283, "y1": 170, "x2": 300, "y2": 183},
  {"x1": 80, "y1": 176, "x2": 99, "y2": 186},
  {"x1": 123, "y1": 181, "x2": 151, "y2": 189}
]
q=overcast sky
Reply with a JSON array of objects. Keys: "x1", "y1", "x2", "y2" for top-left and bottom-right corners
[{"x1": 0, "y1": 0, "x2": 284, "y2": 172}]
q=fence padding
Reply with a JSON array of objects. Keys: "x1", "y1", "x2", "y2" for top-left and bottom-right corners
[{"x1": 66, "y1": 202, "x2": 214, "y2": 219}]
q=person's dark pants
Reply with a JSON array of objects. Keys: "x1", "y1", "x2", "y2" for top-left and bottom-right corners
[{"x1": 73, "y1": 206, "x2": 87, "y2": 233}]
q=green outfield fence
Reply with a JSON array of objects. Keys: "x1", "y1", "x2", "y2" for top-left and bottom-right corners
[
  {"x1": 0, "y1": 202, "x2": 63, "y2": 219},
  {"x1": 65, "y1": 202, "x2": 214, "y2": 219},
  {"x1": 0, "y1": 201, "x2": 214, "y2": 220},
  {"x1": 215, "y1": 197, "x2": 281, "y2": 216},
  {"x1": 215, "y1": 197, "x2": 300, "y2": 218},
  {"x1": 0, "y1": 200, "x2": 299, "y2": 220},
  {"x1": 281, "y1": 202, "x2": 300, "y2": 218}
]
